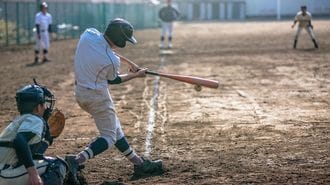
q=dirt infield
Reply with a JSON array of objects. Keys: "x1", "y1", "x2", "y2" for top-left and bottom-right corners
[{"x1": 0, "y1": 21, "x2": 329, "y2": 185}]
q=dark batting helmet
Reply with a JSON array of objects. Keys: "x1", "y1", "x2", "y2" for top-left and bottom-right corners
[
  {"x1": 15, "y1": 84, "x2": 55, "y2": 116},
  {"x1": 104, "y1": 18, "x2": 137, "y2": 48}
]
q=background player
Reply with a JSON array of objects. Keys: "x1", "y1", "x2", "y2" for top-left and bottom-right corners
[
  {"x1": 66, "y1": 18, "x2": 163, "y2": 184},
  {"x1": 158, "y1": 0, "x2": 180, "y2": 49},
  {"x1": 34, "y1": 2, "x2": 52, "y2": 64},
  {"x1": 291, "y1": 5, "x2": 319, "y2": 49},
  {"x1": 0, "y1": 84, "x2": 67, "y2": 185}
]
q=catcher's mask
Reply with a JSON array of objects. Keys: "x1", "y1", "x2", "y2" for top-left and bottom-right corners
[
  {"x1": 104, "y1": 18, "x2": 137, "y2": 48},
  {"x1": 15, "y1": 79, "x2": 55, "y2": 120}
]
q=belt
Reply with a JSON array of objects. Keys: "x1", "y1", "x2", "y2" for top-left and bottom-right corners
[{"x1": 40, "y1": 30, "x2": 46, "y2": 32}]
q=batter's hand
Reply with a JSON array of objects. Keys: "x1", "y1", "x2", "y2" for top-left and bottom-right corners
[
  {"x1": 129, "y1": 63, "x2": 140, "y2": 73},
  {"x1": 27, "y1": 167, "x2": 43, "y2": 185},
  {"x1": 135, "y1": 68, "x2": 147, "y2": 77}
]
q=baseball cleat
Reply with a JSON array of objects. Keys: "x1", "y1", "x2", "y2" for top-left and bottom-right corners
[
  {"x1": 159, "y1": 43, "x2": 165, "y2": 49},
  {"x1": 42, "y1": 57, "x2": 51, "y2": 63},
  {"x1": 133, "y1": 157, "x2": 164, "y2": 178},
  {"x1": 65, "y1": 155, "x2": 80, "y2": 185}
]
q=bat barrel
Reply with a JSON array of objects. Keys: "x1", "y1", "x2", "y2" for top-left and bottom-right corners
[{"x1": 146, "y1": 70, "x2": 219, "y2": 89}]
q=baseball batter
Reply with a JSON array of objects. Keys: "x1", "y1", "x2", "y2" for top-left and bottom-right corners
[
  {"x1": 291, "y1": 6, "x2": 319, "y2": 49},
  {"x1": 65, "y1": 18, "x2": 163, "y2": 184},
  {"x1": 34, "y1": 2, "x2": 52, "y2": 64},
  {"x1": 0, "y1": 84, "x2": 67, "y2": 185},
  {"x1": 158, "y1": 0, "x2": 180, "y2": 49}
]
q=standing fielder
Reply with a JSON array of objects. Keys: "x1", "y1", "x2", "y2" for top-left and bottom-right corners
[
  {"x1": 158, "y1": 0, "x2": 180, "y2": 49},
  {"x1": 34, "y1": 2, "x2": 52, "y2": 64},
  {"x1": 0, "y1": 84, "x2": 68, "y2": 185},
  {"x1": 291, "y1": 6, "x2": 319, "y2": 49},
  {"x1": 65, "y1": 18, "x2": 163, "y2": 184}
]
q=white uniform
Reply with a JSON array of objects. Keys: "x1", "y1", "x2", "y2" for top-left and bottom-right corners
[
  {"x1": 294, "y1": 11, "x2": 316, "y2": 40},
  {"x1": 35, "y1": 12, "x2": 52, "y2": 50},
  {"x1": 0, "y1": 114, "x2": 66, "y2": 185},
  {"x1": 74, "y1": 28, "x2": 125, "y2": 147}
]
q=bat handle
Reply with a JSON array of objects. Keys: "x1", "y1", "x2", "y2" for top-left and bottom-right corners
[{"x1": 146, "y1": 70, "x2": 159, "y2": 76}]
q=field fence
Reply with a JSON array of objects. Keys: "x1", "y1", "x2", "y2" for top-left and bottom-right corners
[{"x1": 0, "y1": 1, "x2": 159, "y2": 47}]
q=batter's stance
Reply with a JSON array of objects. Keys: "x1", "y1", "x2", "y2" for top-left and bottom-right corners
[
  {"x1": 291, "y1": 6, "x2": 319, "y2": 49},
  {"x1": 158, "y1": 0, "x2": 180, "y2": 49},
  {"x1": 66, "y1": 18, "x2": 163, "y2": 184},
  {"x1": 34, "y1": 2, "x2": 52, "y2": 64},
  {"x1": 0, "y1": 84, "x2": 67, "y2": 185}
]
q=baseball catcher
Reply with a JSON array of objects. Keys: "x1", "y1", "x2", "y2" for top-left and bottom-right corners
[
  {"x1": 291, "y1": 5, "x2": 319, "y2": 49},
  {"x1": 0, "y1": 81, "x2": 67, "y2": 185}
]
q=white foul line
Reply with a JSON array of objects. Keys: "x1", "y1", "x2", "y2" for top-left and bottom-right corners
[{"x1": 144, "y1": 56, "x2": 164, "y2": 157}]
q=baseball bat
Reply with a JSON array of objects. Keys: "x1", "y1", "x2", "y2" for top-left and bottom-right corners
[
  {"x1": 146, "y1": 70, "x2": 219, "y2": 89},
  {"x1": 117, "y1": 54, "x2": 219, "y2": 89}
]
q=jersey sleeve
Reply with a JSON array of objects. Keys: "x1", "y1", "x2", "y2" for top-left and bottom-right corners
[
  {"x1": 35, "y1": 14, "x2": 41, "y2": 25},
  {"x1": 17, "y1": 115, "x2": 44, "y2": 144},
  {"x1": 294, "y1": 14, "x2": 298, "y2": 21}
]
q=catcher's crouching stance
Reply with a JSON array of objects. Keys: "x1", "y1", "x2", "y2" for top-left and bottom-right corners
[{"x1": 0, "y1": 82, "x2": 68, "y2": 185}]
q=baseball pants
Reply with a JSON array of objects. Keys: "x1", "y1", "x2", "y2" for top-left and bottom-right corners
[
  {"x1": 74, "y1": 85, "x2": 125, "y2": 147},
  {"x1": 294, "y1": 26, "x2": 316, "y2": 41},
  {"x1": 35, "y1": 31, "x2": 50, "y2": 50},
  {"x1": 161, "y1": 22, "x2": 174, "y2": 38}
]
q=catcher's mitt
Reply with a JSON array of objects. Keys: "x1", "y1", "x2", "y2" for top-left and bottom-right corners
[{"x1": 47, "y1": 108, "x2": 65, "y2": 138}]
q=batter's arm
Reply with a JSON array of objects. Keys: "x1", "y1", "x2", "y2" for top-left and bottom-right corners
[
  {"x1": 108, "y1": 68, "x2": 147, "y2": 84},
  {"x1": 117, "y1": 54, "x2": 141, "y2": 73}
]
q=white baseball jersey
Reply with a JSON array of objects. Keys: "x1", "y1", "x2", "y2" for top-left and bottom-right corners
[
  {"x1": 0, "y1": 114, "x2": 44, "y2": 166},
  {"x1": 74, "y1": 28, "x2": 120, "y2": 90},
  {"x1": 295, "y1": 11, "x2": 312, "y2": 28},
  {"x1": 35, "y1": 12, "x2": 52, "y2": 32}
]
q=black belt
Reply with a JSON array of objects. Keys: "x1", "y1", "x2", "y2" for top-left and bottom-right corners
[{"x1": 0, "y1": 141, "x2": 13, "y2": 148}]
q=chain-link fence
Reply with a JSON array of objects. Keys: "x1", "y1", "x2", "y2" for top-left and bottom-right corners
[{"x1": 0, "y1": 1, "x2": 160, "y2": 47}]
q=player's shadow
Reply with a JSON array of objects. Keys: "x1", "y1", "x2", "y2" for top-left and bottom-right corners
[
  {"x1": 296, "y1": 48, "x2": 319, "y2": 52},
  {"x1": 129, "y1": 168, "x2": 165, "y2": 181},
  {"x1": 100, "y1": 180, "x2": 125, "y2": 185},
  {"x1": 26, "y1": 61, "x2": 50, "y2": 67}
]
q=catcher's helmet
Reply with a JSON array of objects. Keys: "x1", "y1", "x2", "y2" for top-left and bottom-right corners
[
  {"x1": 16, "y1": 84, "x2": 55, "y2": 115},
  {"x1": 104, "y1": 18, "x2": 137, "y2": 48}
]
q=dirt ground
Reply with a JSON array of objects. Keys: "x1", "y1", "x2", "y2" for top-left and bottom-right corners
[{"x1": 0, "y1": 21, "x2": 329, "y2": 185}]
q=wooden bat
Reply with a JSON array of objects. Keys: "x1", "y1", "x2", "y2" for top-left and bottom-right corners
[
  {"x1": 146, "y1": 70, "x2": 219, "y2": 89},
  {"x1": 117, "y1": 54, "x2": 219, "y2": 89}
]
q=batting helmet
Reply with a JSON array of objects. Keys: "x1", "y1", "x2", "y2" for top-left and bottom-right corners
[
  {"x1": 15, "y1": 84, "x2": 55, "y2": 116},
  {"x1": 104, "y1": 18, "x2": 137, "y2": 48}
]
